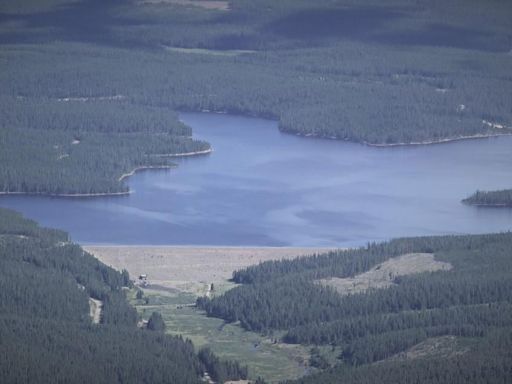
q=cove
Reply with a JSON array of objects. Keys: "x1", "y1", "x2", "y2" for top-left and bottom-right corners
[{"x1": 1, "y1": 112, "x2": 511, "y2": 247}]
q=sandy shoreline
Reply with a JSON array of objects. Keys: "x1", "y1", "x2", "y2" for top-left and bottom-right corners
[
  {"x1": 365, "y1": 132, "x2": 512, "y2": 147},
  {"x1": 117, "y1": 148, "x2": 212, "y2": 181},
  {"x1": 118, "y1": 165, "x2": 176, "y2": 182},
  {"x1": 462, "y1": 203, "x2": 512, "y2": 208},
  {"x1": 289, "y1": 130, "x2": 512, "y2": 147},
  {"x1": 0, "y1": 191, "x2": 131, "y2": 198},
  {"x1": 152, "y1": 148, "x2": 213, "y2": 158},
  {"x1": 0, "y1": 149, "x2": 212, "y2": 197}
]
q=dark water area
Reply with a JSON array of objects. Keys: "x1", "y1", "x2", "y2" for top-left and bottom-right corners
[{"x1": 1, "y1": 112, "x2": 511, "y2": 247}]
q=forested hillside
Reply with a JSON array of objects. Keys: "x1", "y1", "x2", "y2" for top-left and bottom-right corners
[
  {"x1": 198, "y1": 233, "x2": 512, "y2": 383},
  {"x1": 0, "y1": 92, "x2": 210, "y2": 195},
  {"x1": 0, "y1": 208, "x2": 247, "y2": 383},
  {"x1": 1, "y1": 0, "x2": 512, "y2": 193},
  {"x1": 463, "y1": 189, "x2": 512, "y2": 207},
  {"x1": 284, "y1": 329, "x2": 512, "y2": 384}
]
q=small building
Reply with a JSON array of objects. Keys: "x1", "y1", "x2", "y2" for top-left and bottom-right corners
[{"x1": 137, "y1": 274, "x2": 149, "y2": 287}]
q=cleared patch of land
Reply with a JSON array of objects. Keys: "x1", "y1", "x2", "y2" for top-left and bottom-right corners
[
  {"x1": 318, "y1": 253, "x2": 452, "y2": 295},
  {"x1": 139, "y1": 296, "x2": 312, "y2": 381},
  {"x1": 385, "y1": 335, "x2": 470, "y2": 362},
  {"x1": 88, "y1": 297, "x2": 103, "y2": 324}
]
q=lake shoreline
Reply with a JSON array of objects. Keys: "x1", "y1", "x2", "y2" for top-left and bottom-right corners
[
  {"x1": 197, "y1": 110, "x2": 512, "y2": 146},
  {"x1": 151, "y1": 148, "x2": 213, "y2": 158},
  {"x1": 0, "y1": 190, "x2": 132, "y2": 198},
  {"x1": 365, "y1": 132, "x2": 512, "y2": 147},
  {"x1": 0, "y1": 149, "x2": 214, "y2": 198},
  {"x1": 462, "y1": 202, "x2": 512, "y2": 208},
  {"x1": 2, "y1": 112, "x2": 511, "y2": 246},
  {"x1": 291, "y1": 130, "x2": 512, "y2": 147},
  {"x1": 118, "y1": 165, "x2": 176, "y2": 182},
  {"x1": 118, "y1": 148, "x2": 212, "y2": 181}
]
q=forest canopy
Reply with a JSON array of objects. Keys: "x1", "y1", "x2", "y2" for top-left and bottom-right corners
[
  {"x1": 463, "y1": 189, "x2": 512, "y2": 207},
  {"x1": 0, "y1": 208, "x2": 247, "y2": 383},
  {"x1": 199, "y1": 233, "x2": 512, "y2": 383},
  {"x1": 1, "y1": 0, "x2": 511, "y2": 193}
]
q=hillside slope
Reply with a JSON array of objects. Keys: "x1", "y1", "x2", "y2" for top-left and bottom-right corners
[
  {"x1": 0, "y1": 208, "x2": 246, "y2": 383},
  {"x1": 199, "y1": 233, "x2": 512, "y2": 383}
]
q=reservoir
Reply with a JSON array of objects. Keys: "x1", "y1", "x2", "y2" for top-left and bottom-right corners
[{"x1": 1, "y1": 112, "x2": 511, "y2": 247}]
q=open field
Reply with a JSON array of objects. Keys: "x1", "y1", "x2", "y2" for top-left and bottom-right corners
[
  {"x1": 86, "y1": 246, "x2": 332, "y2": 382},
  {"x1": 136, "y1": 292, "x2": 314, "y2": 382},
  {"x1": 317, "y1": 253, "x2": 452, "y2": 295}
]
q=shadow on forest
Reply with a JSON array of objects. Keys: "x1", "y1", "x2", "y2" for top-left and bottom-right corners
[
  {"x1": 0, "y1": 1, "x2": 509, "y2": 52},
  {"x1": 266, "y1": 5, "x2": 508, "y2": 52},
  {"x1": 0, "y1": 0, "x2": 147, "y2": 48},
  {"x1": 380, "y1": 23, "x2": 507, "y2": 52},
  {"x1": 267, "y1": 6, "x2": 404, "y2": 42}
]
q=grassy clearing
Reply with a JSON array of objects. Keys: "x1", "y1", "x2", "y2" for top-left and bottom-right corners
[
  {"x1": 317, "y1": 253, "x2": 452, "y2": 295},
  {"x1": 134, "y1": 288, "x2": 312, "y2": 382},
  {"x1": 384, "y1": 335, "x2": 473, "y2": 362},
  {"x1": 89, "y1": 246, "x2": 331, "y2": 382}
]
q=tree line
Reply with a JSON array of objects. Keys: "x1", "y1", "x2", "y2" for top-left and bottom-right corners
[
  {"x1": 463, "y1": 189, "x2": 512, "y2": 207},
  {"x1": 198, "y1": 233, "x2": 512, "y2": 382}
]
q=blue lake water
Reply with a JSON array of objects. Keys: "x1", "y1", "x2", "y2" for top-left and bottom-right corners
[{"x1": 1, "y1": 112, "x2": 511, "y2": 246}]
